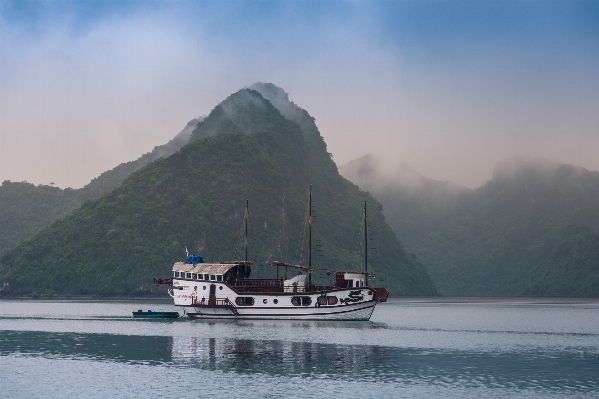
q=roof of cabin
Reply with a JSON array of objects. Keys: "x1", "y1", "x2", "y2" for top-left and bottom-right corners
[
  {"x1": 325, "y1": 270, "x2": 375, "y2": 277},
  {"x1": 266, "y1": 261, "x2": 314, "y2": 273},
  {"x1": 173, "y1": 262, "x2": 250, "y2": 275}
]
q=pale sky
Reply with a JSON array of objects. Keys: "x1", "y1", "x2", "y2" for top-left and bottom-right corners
[{"x1": 1, "y1": 0, "x2": 598, "y2": 189}]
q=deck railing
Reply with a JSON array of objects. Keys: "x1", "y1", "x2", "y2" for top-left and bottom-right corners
[
  {"x1": 192, "y1": 297, "x2": 239, "y2": 316},
  {"x1": 228, "y1": 280, "x2": 338, "y2": 294},
  {"x1": 153, "y1": 277, "x2": 173, "y2": 287}
]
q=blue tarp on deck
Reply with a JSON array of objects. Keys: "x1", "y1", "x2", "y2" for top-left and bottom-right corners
[{"x1": 185, "y1": 255, "x2": 204, "y2": 265}]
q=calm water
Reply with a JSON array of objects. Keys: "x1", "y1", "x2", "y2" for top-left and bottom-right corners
[{"x1": 1, "y1": 298, "x2": 598, "y2": 398}]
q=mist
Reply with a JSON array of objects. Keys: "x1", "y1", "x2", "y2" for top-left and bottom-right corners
[{"x1": 1, "y1": 1, "x2": 598, "y2": 189}]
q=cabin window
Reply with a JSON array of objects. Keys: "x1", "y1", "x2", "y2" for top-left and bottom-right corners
[
  {"x1": 173, "y1": 271, "x2": 177, "y2": 277},
  {"x1": 217, "y1": 275, "x2": 223, "y2": 281},
  {"x1": 210, "y1": 275, "x2": 216, "y2": 281},
  {"x1": 235, "y1": 297, "x2": 254, "y2": 306},
  {"x1": 202, "y1": 274, "x2": 208, "y2": 280},
  {"x1": 318, "y1": 296, "x2": 338, "y2": 305},
  {"x1": 186, "y1": 273, "x2": 192, "y2": 279},
  {"x1": 348, "y1": 280, "x2": 353, "y2": 288},
  {"x1": 291, "y1": 297, "x2": 312, "y2": 306}
]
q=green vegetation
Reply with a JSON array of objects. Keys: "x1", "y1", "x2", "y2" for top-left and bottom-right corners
[
  {"x1": 0, "y1": 86, "x2": 436, "y2": 297},
  {"x1": 527, "y1": 225, "x2": 599, "y2": 297},
  {"x1": 342, "y1": 156, "x2": 599, "y2": 297},
  {"x1": 0, "y1": 118, "x2": 201, "y2": 256},
  {"x1": 0, "y1": 181, "x2": 80, "y2": 254}
]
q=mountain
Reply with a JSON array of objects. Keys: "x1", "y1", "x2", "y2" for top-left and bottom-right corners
[
  {"x1": 78, "y1": 117, "x2": 202, "y2": 201},
  {"x1": 0, "y1": 182, "x2": 80, "y2": 254},
  {"x1": 341, "y1": 155, "x2": 599, "y2": 297},
  {"x1": 0, "y1": 85, "x2": 437, "y2": 297},
  {"x1": 0, "y1": 117, "x2": 202, "y2": 255}
]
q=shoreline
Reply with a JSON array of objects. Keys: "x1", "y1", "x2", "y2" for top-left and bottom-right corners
[
  {"x1": 392, "y1": 296, "x2": 599, "y2": 304},
  {"x1": 1, "y1": 295, "x2": 598, "y2": 303}
]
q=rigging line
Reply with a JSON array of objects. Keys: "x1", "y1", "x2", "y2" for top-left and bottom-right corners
[
  {"x1": 296, "y1": 188, "x2": 310, "y2": 264},
  {"x1": 234, "y1": 209, "x2": 246, "y2": 260},
  {"x1": 355, "y1": 208, "x2": 365, "y2": 261}
]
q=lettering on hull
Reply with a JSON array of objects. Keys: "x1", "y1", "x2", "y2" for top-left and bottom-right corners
[{"x1": 339, "y1": 290, "x2": 364, "y2": 304}]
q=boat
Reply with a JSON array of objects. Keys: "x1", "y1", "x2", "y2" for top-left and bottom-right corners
[
  {"x1": 132, "y1": 310, "x2": 180, "y2": 318},
  {"x1": 154, "y1": 189, "x2": 389, "y2": 320}
]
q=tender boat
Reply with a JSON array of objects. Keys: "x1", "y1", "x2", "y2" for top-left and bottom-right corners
[
  {"x1": 132, "y1": 309, "x2": 180, "y2": 318},
  {"x1": 154, "y1": 188, "x2": 389, "y2": 320}
]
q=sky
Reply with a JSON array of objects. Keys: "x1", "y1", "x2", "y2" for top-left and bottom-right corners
[{"x1": 1, "y1": 0, "x2": 598, "y2": 189}]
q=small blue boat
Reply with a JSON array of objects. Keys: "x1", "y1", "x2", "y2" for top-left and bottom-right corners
[{"x1": 132, "y1": 309, "x2": 179, "y2": 318}]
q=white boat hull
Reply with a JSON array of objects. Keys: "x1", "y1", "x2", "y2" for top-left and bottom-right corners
[
  {"x1": 171, "y1": 279, "x2": 380, "y2": 321},
  {"x1": 185, "y1": 300, "x2": 376, "y2": 320}
]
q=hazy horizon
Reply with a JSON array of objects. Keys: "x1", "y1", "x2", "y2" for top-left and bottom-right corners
[{"x1": 1, "y1": 0, "x2": 598, "y2": 189}]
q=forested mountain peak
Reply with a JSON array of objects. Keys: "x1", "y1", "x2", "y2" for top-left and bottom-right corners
[
  {"x1": 489, "y1": 157, "x2": 599, "y2": 191},
  {"x1": 0, "y1": 86, "x2": 437, "y2": 297}
]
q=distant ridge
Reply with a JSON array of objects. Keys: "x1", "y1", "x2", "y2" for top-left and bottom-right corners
[
  {"x1": 0, "y1": 118, "x2": 202, "y2": 255},
  {"x1": 341, "y1": 155, "x2": 599, "y2": 297}
]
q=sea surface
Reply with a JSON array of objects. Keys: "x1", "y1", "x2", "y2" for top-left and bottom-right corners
[{"x1": 1, "y1": 298, "x2": 598, "y2": 398}]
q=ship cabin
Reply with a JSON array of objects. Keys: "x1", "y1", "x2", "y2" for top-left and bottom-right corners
[
  {"x1": 326, "y1": 271, "x2": 375, "y2": 289},
  {"x1": 165, "y1": 258, "x2": 324, "y2": 294},
  {"x1": 172, "y1": 261, "x2": 252, "y2": 283},
  {"x1": 163, "y1": 258, "x2": 379, "y2": 297}
]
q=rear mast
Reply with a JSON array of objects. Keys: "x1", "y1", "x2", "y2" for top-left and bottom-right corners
[
  {"x1": 364, "y1": 201, "x2": 368, "y2": 286},
  {"x1": 308, "y1": 184, "x2": 312, "y2": 288}
]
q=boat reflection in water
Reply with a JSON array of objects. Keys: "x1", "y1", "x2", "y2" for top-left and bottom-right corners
[{"x1": 170, "y1": 329, "x2": 389, "y2": 379}]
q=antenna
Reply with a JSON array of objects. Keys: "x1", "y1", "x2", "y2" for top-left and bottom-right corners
[{"x1": 185, "y1": 246, "x2": 189, "y2": 257}]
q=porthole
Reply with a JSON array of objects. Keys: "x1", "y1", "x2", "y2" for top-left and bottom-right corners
[
  {"x1": 317, "y1": 297, "x2": 328, "y2": 306},
  {"x1": 327, "y1": 296, "x2": 338, "y2": 305},
  {"x1": 263, "y1": 299, "x2": 267, "y2": 304},
  {"x1": 273, "y1": 299, "x2": 278, "y2": 304},
  {"x1": 203, "y1": 286, "x2": 206, "y2": 290},
  {"x1": 219, "y1": 286, "x2": 223, "y2": 290}
]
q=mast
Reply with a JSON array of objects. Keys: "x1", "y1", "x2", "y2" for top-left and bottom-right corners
[
  {"x1": 244, "y1": 199, "x2": 249, "y2": 278},
  {"x1": 364, "y1": 201, "x2": 368, "y2": 286},
  {"x1": 245, "y1": 199, "x2": 249, "y2": 262},
  {"x1": 308, "y1": 184, "x2": 312, "y2": 287}
]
